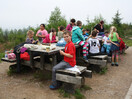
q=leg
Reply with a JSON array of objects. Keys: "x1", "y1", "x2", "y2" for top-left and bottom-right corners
[
  {"x1": 52, "y1": 61, "x2": 71, "y2": 86},
  {"x1": 101, "y1": 45, "x2": 105, "y2": 53},
  {"x1": 115, "y1": 51, "x2": 119, "y2": 66},
  {"x1": 106, "y1": 45, "x2": 111, "y2": 55},
  {"x1": 111, "y1": 51, "x2": 115, "y2": 66}
]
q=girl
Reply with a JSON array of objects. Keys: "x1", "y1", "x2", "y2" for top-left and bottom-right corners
[
  {"x1": 109, "y1": 26, "x2": 120, "y2": 66},
  {"x1": 72, "y1": 21, "x2": 89, "y2": 62},
  {"x1": 66, "y1": 18, "x2": 76, "y2": 32},
  {"x1": 26, "y1": 30, "x2": 38, "y2": 44},
  {"x1": 36, "y1": 24, "x2": 48, "y2": 43},
  {"x1": 43, "y1": 28, "x2": 58, "y2": 43}
]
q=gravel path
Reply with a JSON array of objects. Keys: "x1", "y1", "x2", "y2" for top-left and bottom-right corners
[{"x1": 0, "y1": 47, "x2": 132, "y2": 99}]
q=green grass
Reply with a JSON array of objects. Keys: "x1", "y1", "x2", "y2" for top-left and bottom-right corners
[
  {"x1": 58, "y1": 88, "x2": 71, "y2": 98},
  {"x1": 73, "y1": 89, "x2": 85, "y2": 99},
  {"x1": 123, "y1": 38, "x2": 132, "y2": 46},
  {"x1": 99, "y1": 67, "x2": 108, "y2": 75},
  {"x1": 0, "y1": 53, "x2": 4, "y2": 63}
]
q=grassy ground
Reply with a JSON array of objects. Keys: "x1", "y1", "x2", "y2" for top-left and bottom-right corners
[
  {"x1": 0, "y1": 53, "x2": 4, "y2": 63},
  {"x1": 123, "y1": 38, "x2": 132, "y2": 46}
]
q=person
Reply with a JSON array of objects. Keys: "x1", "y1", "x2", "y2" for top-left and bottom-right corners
[
  {"x1": 109, "y1": 26, "x2": 120, "y2": 66},
  {"x1": 66, "y1": 18, "x2": 76, "y2": 32},
  {"x1": 72, "y1": 21, "x2": 89, "y2": 62},
  {"x1": 82, "y1": 29, "x2": 88, "y2": 40},
  {"x1": 49, "y1": 30, "x2": 76, "y2": 89},
  {"x1": 87, "y1": 30, "x2": 100, "y2": 55},
  {"x1": 58, "y1": 26, "x2": 65, "y2": 41},
  {"x1": 101, "y1": 31, "x2": 111, "y2": 55},
  {"x1": 26, "y1": 30, "x2": 38, "y2": 44},
  {"x1": 43, "y1": 28, "x2": 58, "y2": 43},
  {"x1": 86, "y1": 28, "x2": 90, "y2": 37},
  {"x1": 36, "y1": 24, "x2": 48, "y2": 43},
  {"x1": 94, "y1": 20, "x2": 104, "y2": 36}
]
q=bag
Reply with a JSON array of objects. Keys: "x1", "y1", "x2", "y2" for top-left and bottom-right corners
[
  {"x1": 8, "y1": 53, "x2": 16, "y2": 59},
  {"x1": 56, "y1": 38, "x2": 66, "y2": 47},
  {"x1": 20, "y1": 52, "x2": 30, "y2": 61}
]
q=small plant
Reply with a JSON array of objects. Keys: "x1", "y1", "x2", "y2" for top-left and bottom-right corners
[
  {"x1": 73, "y1": 89, "x2": 85, "y2": 99},
  {"x1": 58, "y1": 88, "x2": 71, "y2": 98},
  {"x1": 0, "y1": 53, "x2": 5, "y2": 63},
  {"x1": 80, "y1": 85, "x2": 92, "y2": 91},
  {"x1": 99, "y1": 67, "x2": 108, "y2": 75}
]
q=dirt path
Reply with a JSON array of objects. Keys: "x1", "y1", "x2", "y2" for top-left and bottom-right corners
[{"x1": 0, "y1": 47, "x2": 132, "y2": 99}]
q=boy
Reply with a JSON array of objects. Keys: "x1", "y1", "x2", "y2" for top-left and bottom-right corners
[
  {"x1": 58, "y1": 26, "x2": 65, "y2": 41},
  {"x1": 82, "y1": 29, "x2": 88, "y2": 40},
  {"x1": 86, "y1": 29, "x2": 90, "y2": 37},
  {"x1": 101, "y1": 31, "x2": 111, "y2": 55},
  {"x1": 87, "y1": 30, "x2": 100, "y2": 55},
  {"x1": 50, "y1": 30, "x2": 76, "y2": 90}
]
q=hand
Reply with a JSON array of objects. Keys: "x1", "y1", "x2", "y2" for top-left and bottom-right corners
[
  {"x1": 32, "y1": 40, "x2": 36, "y2": 44},
  {"x1": 60, "y1": 50, "x2": 64, "y2": 55}
]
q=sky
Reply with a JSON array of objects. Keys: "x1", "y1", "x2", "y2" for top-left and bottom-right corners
[{"x1": 0, "y1": 0, "x2": 132, "y2": 30}]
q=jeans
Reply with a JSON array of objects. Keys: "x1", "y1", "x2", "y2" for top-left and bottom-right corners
[
  {"x1": 52, "y1": 60, "x2": 72, "y2": 86},
  {"x1": 98, "y1": 32, "x2": 104, "y2": 36},
  {"x1": 101, "y1": 44, "x2": 111, "y2": 55}
]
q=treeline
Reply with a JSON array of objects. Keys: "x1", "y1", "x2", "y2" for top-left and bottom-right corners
[{"x1": 0, "y1": 7, "x2": 132, "y2": 50}]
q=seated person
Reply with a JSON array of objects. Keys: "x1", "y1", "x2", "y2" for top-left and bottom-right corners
[
  {"x1": 36, "y1": 24, "x2": 48, "y2": 43},
  {"x1": 101, "y1": 31, "x2": 111, "y2": 55},
  {"x1": 82, "y1": 29, "x2": 88, "y2": 40},
  {"x1": 43, "y1": 28, "x2": 58, "y2": 43},
  {"x1": 86, "y1": 28, "x2": 90, "y2": 37},
  {"x1": 58, "y1": 26, "x2": 65, "y2": 41},
  {"x1": 26, "y1": 30, "x2": 38, "y2": 44},
  {"x1": 87, "y1": 30, "x2": 100, "y2": 56},
  {"x1": 49, "y1": 30, "x2": 76, "y2": 90}
]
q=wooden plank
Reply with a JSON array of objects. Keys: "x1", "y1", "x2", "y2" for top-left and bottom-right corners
[
  {"x1": 1, "y1": 58, "x2": 16, "y2": 63},
  {"x1": 81, "y1": 70, "x2": 92, "y2": 78},
  {"x1": 40, "y1": 52, "x2": 45, "y2": 70},
  {"x1": 29, "y1": 51, "x2": 34, "y2": 68},
  {"x1": 88, "y1": 59, "x2": 107, "y2": 67},
  {"x1": 56, "y1": 74, "x2": 83, "y2": 85},
  {"x1": 107, "y1": 56, "x2": 111, "y2": 63},
  {"x1": 90, "y1": 55, "x2": 108, "y2": 60},
  {"x1": 56, "y1": 66, "x2": 87, "y2": 76}
]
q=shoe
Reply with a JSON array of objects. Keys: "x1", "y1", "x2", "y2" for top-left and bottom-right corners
[
  {"x1": 115, "y1": 63, "x2": 119, "y2": 66},
  {"x1": 111, "y1": 63, "x2": 114, "y2": 66},
  {"x1": 83, "y1": 56, "x2": 89, "y2": 63},
  {"x1": 49, "y1": 84, "x2": 59, "y2": 90}
]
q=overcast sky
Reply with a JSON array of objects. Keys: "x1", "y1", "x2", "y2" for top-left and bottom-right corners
[{"x1": 0, "y1": 0, "x2": 132, "y2": 30}]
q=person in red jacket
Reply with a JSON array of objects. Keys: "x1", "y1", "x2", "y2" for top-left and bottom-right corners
[
  {"x1": 50, "y1": 30, "x2": 76, "y2": 90},
  {"x1": 119, "y1": 37, "x2": 125, "y2": 53}
]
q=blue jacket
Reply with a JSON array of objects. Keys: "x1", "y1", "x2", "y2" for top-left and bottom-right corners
[{"x1": 72, "y1": 26, "x2": 85, "y2": 44}]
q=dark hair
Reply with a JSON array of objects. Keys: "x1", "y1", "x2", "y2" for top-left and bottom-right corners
[
  {"x1": 104, "y1": 30, "x2": 109, "y2": 34},
  {"x1": 100, "y1": 20, "x2": 104, "y2": 24},
  {"x1": 63, "y1": 30, "x2": 72, "y2": 36},
  {"x1": 70, "y1": 18, "x2": 76, "y2": 23},
  {"x1": 60, "y1": 26, "x2": 65, "y2": 31},
  {"x1": 40, "y1": 24, "x2": 45, "y2": 28},
  {"x1": 82, "y1": 29, "x2": 86, "y2": 33},
  {"x1": 50, "y1": 28, "x2": 56, "y2": 33},
  {"x1": 86, "y1": 29, "x2": 90, "y2": 31},
  {"x1": 77, "y1": 21, "x2": 82, "y2": 26},
  {"x1": 92, "y1": 30, "x2": 97, "y2": 37}
]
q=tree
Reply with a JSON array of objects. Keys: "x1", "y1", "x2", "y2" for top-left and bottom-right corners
[
  {"x1": 112, "y1": 10, "x2": 122, "y2": 26},
  {"x1": 48, "y1": 7, "x2": 67, "y2": 32}
]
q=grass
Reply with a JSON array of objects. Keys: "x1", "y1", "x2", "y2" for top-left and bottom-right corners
[
  {"x1": 58, "y1": 88, "x2": 71, "y2": 98},
  {"x1": 73, "y1": 89, "x2": 85, "y2": 99},
  {"x1": 123, "y1": 38, "x2": 132, "y2": 46},
  {"x1": 99, "y1": 67, "x2": 108, "y2": 75},
  {"x1": 0, "y1": 53, "x2": 5, "y2": 63}
]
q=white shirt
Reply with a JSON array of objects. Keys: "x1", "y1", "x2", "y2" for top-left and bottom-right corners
[
  {"x1": 103, "y1": 36, "x2": 111, "y2": 45},
  {"x1": 88, "y1": 38, "x2": 100, "y2": 54}
]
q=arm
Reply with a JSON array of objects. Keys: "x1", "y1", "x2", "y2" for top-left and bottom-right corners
[
  {"x1": 110, "y1": 39, "x2": 119, "y2": 47},
  {"x1": 60, "y1": 50, "x2": 73, "y2": 58},
  {"x1": 86, "y1": 35, "x2": 92, "y2": 41},
  {"x1": 77, "y1": 29, "x2": 85, "y2": 41}
]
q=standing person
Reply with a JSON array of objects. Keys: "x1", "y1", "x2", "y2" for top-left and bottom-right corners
[
  {"x1": 94, "y1": 20, "x2": 104, "y2": 36},
  {"x1": 49, "y1": 30, "x2": 76, "y2": 89},
  {"x1": 66, "y1": 18, "x2": 76, "y2": 32},
  {"x1": 109, "y1": 26, "x2": 120, "y2": 66},
  {"x1": 72, "y1": 21, "x2": 89, "y2": 62},
  {"x1": 36, "y1": 24, "x2": 48, "y2": 43}
]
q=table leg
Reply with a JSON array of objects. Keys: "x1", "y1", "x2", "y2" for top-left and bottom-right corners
[
  {"x1": 29, "y1": 51, "x2": 34, "y2": 68},
  {"x1": 16, "y1": 53, "x2": 21, "y2": 72},
  {"x1": 40, "y1": 53, "x2": 45, "y2": 70},
  {"x1": 52, "y1": 54, "x2": 57, "y2": 66}
]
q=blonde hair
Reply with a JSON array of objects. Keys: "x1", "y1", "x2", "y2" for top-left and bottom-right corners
[
  {"x1": 110, "y1": 26, "x2": 117, "y2": 39},
  {"x1": 26, "y1": 30, "x2": 34, "y2": 39}
]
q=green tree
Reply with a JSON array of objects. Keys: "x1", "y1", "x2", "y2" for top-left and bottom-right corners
[
  {"x1": 112, "y1": 10, "x2": 122, "y2": 26},
  {"x1": 48, "y1": 7, "x2": 67, "y2": 32}
]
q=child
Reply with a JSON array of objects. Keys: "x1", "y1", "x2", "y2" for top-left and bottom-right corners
[
  {"x1": 72, "y1": 21, "x2": 89, "y2": 62},
  {"x1": 82, "y1": 29, "x2": 88, "y2": 40},
  {"x1": 101, "y1": 31, "x2": 111, "y2": 55},
  {"x1": 36, "y1": 24, "x2": 48, "y2": 43},
  {"x1": 58, "y1": 26, "x2": 65, "y2": 41},
  {"x1": 109, "y1": 26, "x2": 120, "y2": 66},
  {"x1": 43, "y1": 28, "x2": 58, "y2": 43},
  {"x1": 66, "y1": 18, "x2": 76, "y2": 32},
  {"x1": 50, "y1": 30, "x2": 76, "y2": 89},
  {"x1": 26, "y1": 30, "x2": 38, "y2": 44},
  {"x1": 86, "y1": 29, "x2": 90, "y2": 37},
  {"x1": 87, "y1": 30, "x2": 100, "y2": 55}
]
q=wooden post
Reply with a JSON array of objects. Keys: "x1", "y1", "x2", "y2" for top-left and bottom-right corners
[
  {"x1": 29, "y1": 51, "x2": 34, "y2": 68},
  {"x1": 40, "y1": 52, "x2": 45, "y2": 70}
]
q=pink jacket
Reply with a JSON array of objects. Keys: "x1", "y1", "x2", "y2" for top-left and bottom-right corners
[
  {"x1": 66, "y1": 24, "x2": 72, "y2": 32},
  {"x1": 43, "y1": 34, "x2": 56, "y2": 43}
]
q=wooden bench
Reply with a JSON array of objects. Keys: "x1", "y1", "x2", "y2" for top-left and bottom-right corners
[
  {"x1": 88, "y1": 55, "x2": 108, "y2": 67},
  {"x1": 1, "y1": 58, "x2": 16, "y2": 63},
  {"x1": 56, "y1": 66, "x2": 92, "y2": 85}
]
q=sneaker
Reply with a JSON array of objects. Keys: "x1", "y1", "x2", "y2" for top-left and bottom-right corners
[
  {"x1": 115, "y1": 63, "x2": 119, "y2": 66},
  {"x1": 49, "y1": 84, "x2": 58, "y2": 90},
  {"x1": 111, "y1": 63, "x2": 114, "y2": 66},
  {"x1": 83, "y1": 56, "x2": 89, "y2": 63}
]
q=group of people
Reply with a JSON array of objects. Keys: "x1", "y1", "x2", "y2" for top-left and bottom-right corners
[{"x1": 24, "y1": 19, "x2": 122, "y2": 90}]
